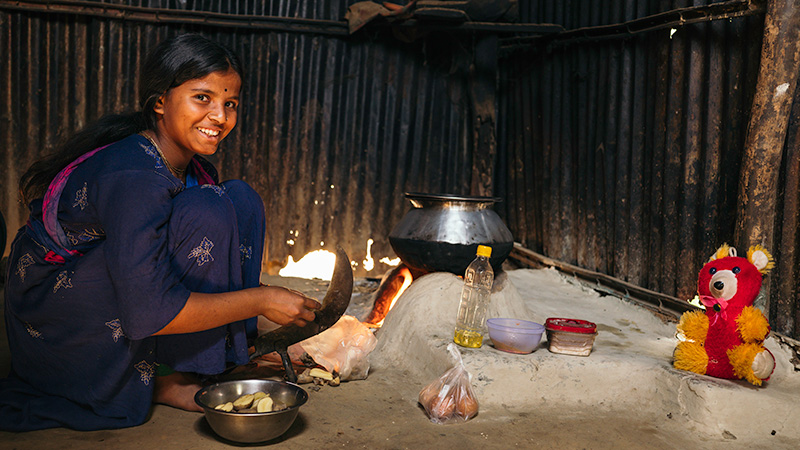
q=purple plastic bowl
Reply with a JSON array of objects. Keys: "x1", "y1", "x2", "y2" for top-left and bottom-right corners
[{"x1": 487, "y1": 318, "x2": 545, "y2": 354}]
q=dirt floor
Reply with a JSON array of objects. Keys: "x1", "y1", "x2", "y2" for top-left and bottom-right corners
[
  {"x1": 1, "y1": 271, "x2": 798, "y2": 449},
  {"x1": 0, "y1": 368, "x2": 728, "y2": 450}
]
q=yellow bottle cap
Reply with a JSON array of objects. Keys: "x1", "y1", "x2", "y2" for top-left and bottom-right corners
[{"x1": 476, "y1": 245, "x2": 492, "y2": 257}]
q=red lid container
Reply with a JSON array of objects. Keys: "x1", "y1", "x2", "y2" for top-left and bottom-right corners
[{"x1": 545, "y1": 318, "x2": 597, "y2": 334}]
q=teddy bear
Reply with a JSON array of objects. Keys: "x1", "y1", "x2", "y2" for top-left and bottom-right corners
[{"x1": 673, "y1": 244, "x2": 776, "y2": 386}]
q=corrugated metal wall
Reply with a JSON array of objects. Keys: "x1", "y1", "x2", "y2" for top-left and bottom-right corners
[
  {"x1": 498, "y1": 0, "x2": 764, "y2": 297},
  {"x1": 1, "y1": 0, "x2": 798, "y2": 339},
  {"x1": 0, "y1": 0, "x2": 474, "y2": 279},
  {"x1": 497, "y1": 0, "x2": 799, "y2": 339}
]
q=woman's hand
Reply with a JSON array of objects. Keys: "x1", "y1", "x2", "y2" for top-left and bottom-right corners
[
  {"x1": 259, "y1": 285, "x2": 321, "y2": 327},
  {"x1": 153, "y1": 285, "x2": 321, "y2": 336}
]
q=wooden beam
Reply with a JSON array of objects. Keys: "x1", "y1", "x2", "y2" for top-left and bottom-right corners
[{"x1": 735, "y1": 0, "x2": 800, "y2": 315}]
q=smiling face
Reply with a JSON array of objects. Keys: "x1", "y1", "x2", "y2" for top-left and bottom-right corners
[{"x1": 152, "y1": 68, "x2": 242, "y2": 166}]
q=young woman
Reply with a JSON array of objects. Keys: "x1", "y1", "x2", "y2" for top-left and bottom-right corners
[{"x1": 0, "y1": 34, "x2": 319, "y2": 431}]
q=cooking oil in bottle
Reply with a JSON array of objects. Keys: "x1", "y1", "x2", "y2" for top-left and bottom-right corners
[{"x1": 454, "y1": 245, "x2": 494, "y2": 348}]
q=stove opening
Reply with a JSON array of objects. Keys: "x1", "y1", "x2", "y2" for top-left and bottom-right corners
[{"x1": 363, "y1": 264, "x2": 414, "y2": 328}]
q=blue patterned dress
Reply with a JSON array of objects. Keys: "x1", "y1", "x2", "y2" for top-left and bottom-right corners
[{"x1": 0, "y1": 134, "x2": 264, "y2": 431}]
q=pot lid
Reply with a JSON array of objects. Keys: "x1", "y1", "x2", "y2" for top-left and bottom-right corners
[
  {"x1": 404, "y1": 192, "x2": 503, "y2": 210},
  {"x1": 545, "y1": 318, "x2": 597, "y2": 334},
  {"x1": 405, "y1": 192, "x2": 503, "y2": 203}
]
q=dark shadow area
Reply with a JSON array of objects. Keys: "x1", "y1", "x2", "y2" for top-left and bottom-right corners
[{"x1": 193, "y1": 413, "x2": 309, "y2": 446}]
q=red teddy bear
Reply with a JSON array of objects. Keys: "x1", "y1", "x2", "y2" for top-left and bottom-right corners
[{"x1": 673, "y1": 244, "x2": 775, "y2": 386}]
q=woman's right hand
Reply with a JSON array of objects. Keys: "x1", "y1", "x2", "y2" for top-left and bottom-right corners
[
  {"x1": 259, "y1": 285, "x2": 321, "y2": 327},
  {"x1": 153, "y1": 285, "x2": 322, "y2": 336}
]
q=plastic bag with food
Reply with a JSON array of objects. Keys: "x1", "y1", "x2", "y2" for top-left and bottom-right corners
[
  {"x1": 299, "y1": 315, "x2": 378, "y2": 381},
  {"x1": 418, "y1": 343, "x2": 479, "y2": 424}
]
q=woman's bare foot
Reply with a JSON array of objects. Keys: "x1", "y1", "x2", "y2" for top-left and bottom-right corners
[{"x1": 153, "y1": 371, "x2": 204, "y2": 412}]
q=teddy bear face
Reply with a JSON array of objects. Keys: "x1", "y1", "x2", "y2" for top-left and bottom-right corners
[
  {"x1": 697, "y1": 255, "x2": 762, "y2": 309},
  {"x1": 707, "y1": 268, "x2": 738, "y2": 300}
]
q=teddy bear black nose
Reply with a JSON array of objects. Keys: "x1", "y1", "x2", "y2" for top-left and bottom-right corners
[{"x1": 714, "y1": 281, "x2": 725, "y2": 291}]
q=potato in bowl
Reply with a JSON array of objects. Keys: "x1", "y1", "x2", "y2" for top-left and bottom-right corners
[{"x1": 194, "y1": 379, "x2": 308, "y2": 443}]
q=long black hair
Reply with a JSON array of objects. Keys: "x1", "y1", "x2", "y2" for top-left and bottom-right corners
[{"x1": 19, "y1": 33, "x2": 244, "y2": 204}]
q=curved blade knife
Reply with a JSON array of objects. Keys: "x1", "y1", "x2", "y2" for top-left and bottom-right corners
[{"x1": 251, "y1": 246, "x2": 354, "y2": 382}]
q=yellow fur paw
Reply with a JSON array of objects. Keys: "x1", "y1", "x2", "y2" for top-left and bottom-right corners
[
  {"x1": 677, "y1": 310, "x2": 709, "y2": 343},
  {"x1": 674, "y1": 341, "x2": 708, "y2": 375},
  {"x1": 728, "y1": 343, "x2": 769, "y2": 386},
  {"x1": 737, "y1": 306, "x2": 770, "y2": 342}
]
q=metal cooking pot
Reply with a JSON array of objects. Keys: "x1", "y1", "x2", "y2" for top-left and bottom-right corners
[{"x1": 388, "y1": 192, "x2": 514, "y2": 275}]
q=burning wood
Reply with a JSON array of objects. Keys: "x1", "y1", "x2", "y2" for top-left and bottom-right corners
[{"x1": 363, "y1": 265, "x2": 414, "y2": 328}]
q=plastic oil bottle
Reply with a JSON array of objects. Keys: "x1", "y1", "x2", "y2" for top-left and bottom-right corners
[{"x1": 454, "y1": 245, "x2": 494, "y2": 348}]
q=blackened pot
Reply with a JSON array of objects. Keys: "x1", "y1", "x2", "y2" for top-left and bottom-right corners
[{"x1": 388, "y1": 192, "x2": 514, "y2": 275}]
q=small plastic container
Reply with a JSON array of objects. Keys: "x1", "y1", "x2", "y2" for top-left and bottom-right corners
[
  {"x1": 487, "y1": 318, "x2": 545, "y2": 354},
  {"x1": 544, "y1": 318, "x2": 597, "y2": 356}
]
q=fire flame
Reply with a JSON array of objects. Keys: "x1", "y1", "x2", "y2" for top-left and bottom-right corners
[
  {"x1": 277, "y1": 246, "x2": 412, "y2": 328},
  {"x1": 279, "y1": 249, "x2": 337, "y2": 280},
  {"x1": 363, "y1": 266, "x2": 414, "y2": 328}
]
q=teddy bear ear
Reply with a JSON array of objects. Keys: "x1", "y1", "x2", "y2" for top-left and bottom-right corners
[
  {"x1": 747, "y1": 245, "x2": 774, "y2": 274},
  {"x1": 709, "y1": 243, "x2": 735, "y2": 262}
]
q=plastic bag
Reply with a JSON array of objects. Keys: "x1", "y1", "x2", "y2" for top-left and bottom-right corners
[
  {"x1": 299, "y1": 315, "x2": 378, "y2": 381},
  {"x1": 418, "y1": 343, "x2": 479, "y2": 424}
]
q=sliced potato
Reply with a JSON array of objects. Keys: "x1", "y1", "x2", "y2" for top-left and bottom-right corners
[
  {"x1": 272, "y1": 401, "x2": 288, "y2": 412},
  {"x1": 255, "y1": 396, "x2": 274, "y2": 413},
  {"x1": 233, "y1": 393, "x2": 255, "y2": 410},
  {"x1": 296, "y1": 368, "x2": 314, "y2": 384},
  {"x1": 309, "y1": 368, "x2": 333, "y2": 381},
  {"x1": 253, "y1": 391, "x2": 269, "y2": 401},
  {"x1": 215, "y1": 401, "x2": 234, "y2": 412}
]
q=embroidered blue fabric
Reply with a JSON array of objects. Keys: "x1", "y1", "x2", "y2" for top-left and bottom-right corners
[{"x1": 0, "y1": 134, "x2": 264, "y2": 431}]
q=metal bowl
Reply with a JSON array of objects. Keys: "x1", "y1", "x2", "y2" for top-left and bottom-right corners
[{"x1": 194, "y1": 379, "x2": 308, "y2": 443}]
